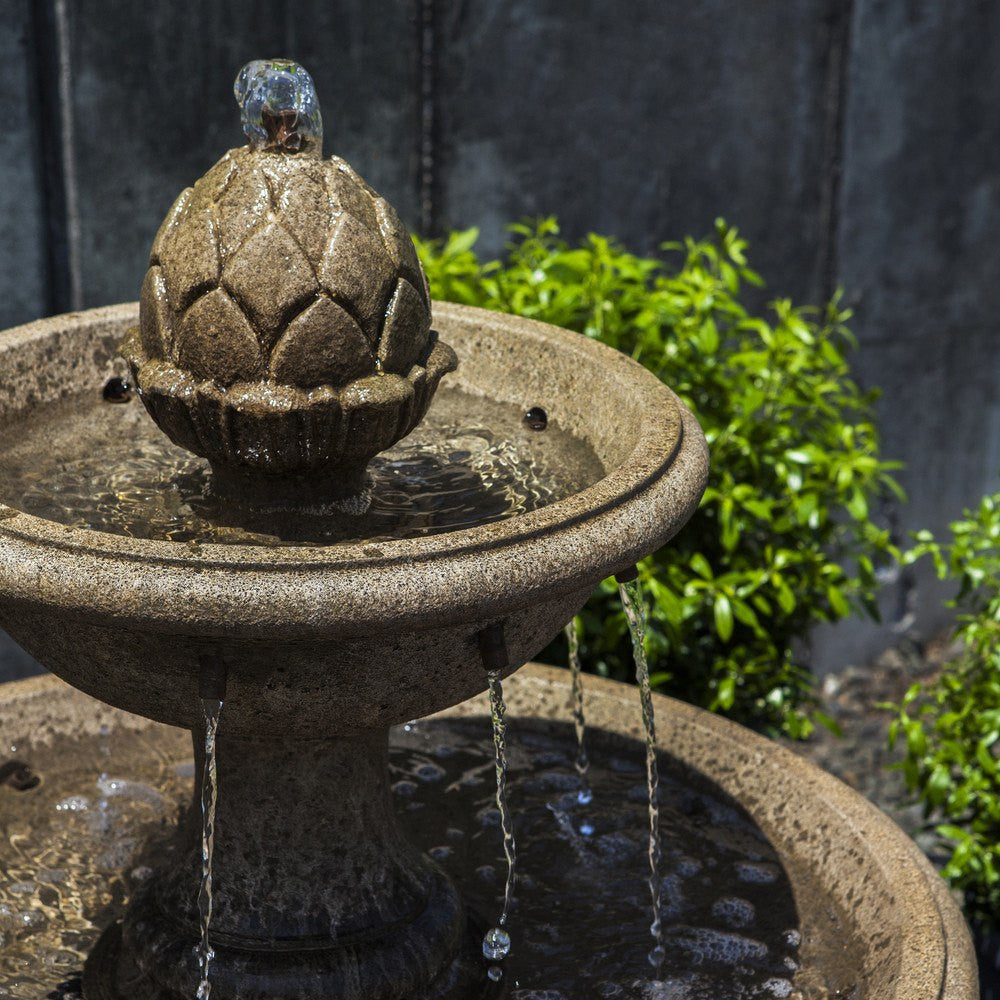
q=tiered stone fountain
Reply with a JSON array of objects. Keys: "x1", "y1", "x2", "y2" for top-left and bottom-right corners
[{"x1": 0, "y1": 60, "x2": 978, "y2": 1000}]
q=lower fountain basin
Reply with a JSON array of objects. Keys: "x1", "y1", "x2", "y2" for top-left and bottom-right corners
[{"x1": 0, "y1": 664, "x2": 977, "y2": 999}]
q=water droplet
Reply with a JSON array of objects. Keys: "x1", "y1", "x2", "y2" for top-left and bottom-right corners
[
  {"x1": 647, "y1": 943, "x2": 666, "y2": 968},
  {"x1": 523, "y1": 406, "x2": 548, "y2": 431},
  {"x1": 579, "y1": 821, "x2": 595, "y2": 837},
  {"x1": 577, "y1": 788, "x2": 593, "y2": 806},
  {"x1": 102, "y1": 376, "x2": 133, "y2": 404},
  {"x1": 487, "y1": 965, "x2": 503, "y2": 982},
  {"x1": 482, "y1": 926, "x2": 511, "y2": 960}
]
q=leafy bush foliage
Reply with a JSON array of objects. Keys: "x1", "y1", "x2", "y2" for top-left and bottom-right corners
[
  {"x1": 890, "y1": 491, "x2": 1000, "y2": 928},
  {"x1": 416, "y1": 219, "x2": 900, "y2": 736}
]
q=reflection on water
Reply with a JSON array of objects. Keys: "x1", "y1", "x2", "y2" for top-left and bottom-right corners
[
  {"x1": 0, "y1": 714, "x2": 856, "y2": 999},
  {"x1": 0, "y1": 385, "x2": 603, "y2": 546}
]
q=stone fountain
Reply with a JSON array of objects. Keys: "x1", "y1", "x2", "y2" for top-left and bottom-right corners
[{"x1": 0, "y1": 60, "x2": 979, "y2": 1000}]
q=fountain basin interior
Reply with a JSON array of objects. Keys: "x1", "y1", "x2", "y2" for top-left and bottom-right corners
[{"x1": 0, "y1": 664, "x2": 978, "y2": 999}]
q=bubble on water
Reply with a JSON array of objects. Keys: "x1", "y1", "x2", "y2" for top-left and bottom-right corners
[
  {"x1": 673, "y1": 855, "x2": 702, "y2": 878},
  {"x1": 445, "y1": 827, "x2": 465, "y2": 841},
  {"x1": 16, "y1": 909, "x2": 45, "y2": 932},
  {"x1": 734, "y1": 861, "x2": 779, "y2": 884},
  {"x1": 668, "y1": 926, "x2": 768, "y2": 966},
  {"x1": 476, "y1": 865, "x2": 497, "y2": 882},
  {"x1": 483, "y1": 926, "x2": 511, "y2": 960},
  {"x1": 762, "y1": 977, "x2": 793, "y2": 997},
  {"x1": 782, "y1": 928, "x2": 801, "y2": 948},
  {"x1": 54, "y1": 795, "x2": 89, "y2": 813},
  {"x1": 429, "y1": 845, "x2": 452, "y2": 861},
  {"x1": 478, "y1": 806, "x2": 501, "y2": 828},
  {"x1": 659, "y1": 873, "x2": 685, "y2": 920},
  {"x1": 391, "y1": 779, "x2": 418, "y2": 797},
  {"x1": 415, "y1": 762, "x2": 445, "y2": 783},
  {"x1": 711, "y1": 896, "x2": 755, "y2": 929}
]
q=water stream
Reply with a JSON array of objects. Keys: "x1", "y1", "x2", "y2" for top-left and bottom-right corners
[
  {"x1": 564, "y1": 619, "x2": 592, "y2": 810},
  {"x1": 482, "y1": 670, "x2": 515, "y2": 982},
  {"x1": 618, "y1": 578, "x2": 666, "y2": 971},
  {"x1": 196, "y1": 698, "x2": 223, "y2": 1000}
]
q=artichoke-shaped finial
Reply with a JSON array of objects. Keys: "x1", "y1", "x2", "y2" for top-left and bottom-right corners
[{"x1": 122, "y1": 60, "x2": 457, "y2": 505}]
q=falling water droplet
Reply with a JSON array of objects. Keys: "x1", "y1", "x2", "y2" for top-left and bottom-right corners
[
  {"x1": 523, "y1": 406, "x2": 548, "y2": 430},
  {"x1": 564, "y1": 618, "x2": 591, "y2": 808},
  {"x1": 618, "y1": 576, "x2": 665, "y2": 972},
  {"x1": 196, "y1": 697, "x2": 223, "y2": 1000},
  {"x1": 101, "y1": 376, "x2": 134, "y2": 404},
  {"x1": 483, "y1": 670, "x2": 516, "y2": 971},
  {"x1": 483, "y1": 925, "x2": 511, "y2": 960},
  {"x1": 487, "y1": 965, "x2": 503, "y2": 982}
]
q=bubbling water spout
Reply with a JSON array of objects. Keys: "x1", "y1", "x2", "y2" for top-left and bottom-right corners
[{"x1": 617, "y1": 571, "x2": 666, "y2": 971}]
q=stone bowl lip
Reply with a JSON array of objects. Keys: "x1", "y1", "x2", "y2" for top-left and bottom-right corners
[{"x1": 0, "y1": 301, "x2": 708, "y2": 633}]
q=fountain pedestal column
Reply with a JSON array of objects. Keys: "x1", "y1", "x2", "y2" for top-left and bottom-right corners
[{"x1": 84, "y1": 729, "x2": 495, "y2": 1000}]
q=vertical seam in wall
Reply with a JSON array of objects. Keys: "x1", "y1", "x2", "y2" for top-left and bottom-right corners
[
  {"x1": 818, "y1": 0, "x2": 856, "y2": 304},
  {"x1": 418, "y1": 0, "x2": 440, "y2": 236},
  {"x1": 28, "y1": 1, "x2": 68, "y2": 315},
  {"x1": 54, "y1": 0, "x2": 83, "y2": 311}
]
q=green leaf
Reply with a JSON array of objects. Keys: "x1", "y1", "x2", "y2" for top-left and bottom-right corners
[{"x1": 713, "y1": 594, "x2": 734, "y2": 642}]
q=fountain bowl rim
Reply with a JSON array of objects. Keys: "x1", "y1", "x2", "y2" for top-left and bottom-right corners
[{"x1": 0, "y1": 301, "x2": 708, "y2": 634}]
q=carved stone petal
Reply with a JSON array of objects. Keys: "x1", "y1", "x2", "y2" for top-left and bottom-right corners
[
  {"x1": 195, "y1": 151, "x2": 239, "y2": 202},
  {"x1": 139, "y1": 266, "x2": 174, "y2": 361},
  {"x1": 327, "y1": 159, "x2": 377, "y2": 228},
  {"x1": 319, "y1": 212, "x2": 396, "y2": 343},
  {"x1": 223, "y1": 221, "x2": 318, "y2": 351},
  {"x1": 158, "y1": 205, "x2": 220, "y2": 313},
  {"x1": 379, "y1": 278, "x2": 430, "y2": 374},
  {"x1": 276, "y1": 171, "x2": 330, "y2": 266},
  {"x1": 374, "y1": 198, "x2": 427, "y2": 306},
  {"x1": 214, "y1": 162, "x2": 272, "y2": 261},
  {"x1": 176, "y1": 288, "x2": 265, "y2": 386},
  {"x1": 150, "y1": 187, "x2": 192, "y2": 265},
  {"x1": 270, "y1": 295, "x2": 375, "y2": 388}
]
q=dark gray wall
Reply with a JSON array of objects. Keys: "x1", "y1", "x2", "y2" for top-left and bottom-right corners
[{"x1": 1, "y1": 0, "x2": 997, "y2": 680}]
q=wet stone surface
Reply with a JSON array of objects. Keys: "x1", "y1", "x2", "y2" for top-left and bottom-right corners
[{"x1": 0, "y1": 716, "x2": 857, "y2": 999}]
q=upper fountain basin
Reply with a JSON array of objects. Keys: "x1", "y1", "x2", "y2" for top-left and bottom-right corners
[{"x1": 0, "y1": 301, "x2": 708, "y2": 738}]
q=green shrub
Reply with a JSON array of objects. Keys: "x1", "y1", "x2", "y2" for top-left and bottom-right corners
[
  {"x1": 890, "y1": 491, "x2": 1000, "y2": 928},
  {"x1": 416, "y1": 219, "x2": 901, "y2": 736}
]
